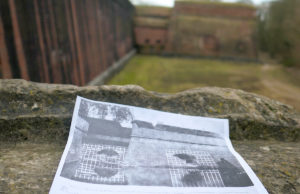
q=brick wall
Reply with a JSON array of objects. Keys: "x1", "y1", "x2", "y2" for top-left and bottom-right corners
[
  {"x1": 135, "y1": 27, "x2": 167, "y2": 46},
  {"x1": 134, "y1": 1, "x2": 257, "y2": 59},
  {"x1": 134, "y1": 6, "x2": 170, "y2": 54},
  {"x1": 133, "y1": 1, "x2": 257, "y2": 59},
  {"x1": 166, "y1": 1, "x2": 257, "y2": 59},
  {"x1": 166, "y1": 15, "x2": 257, "y2": 59},
  {"x1": 134, "y1": 27, "x2": 167, "y2": 54}
]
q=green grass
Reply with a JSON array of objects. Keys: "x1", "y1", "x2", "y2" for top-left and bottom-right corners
[
  {"x1": 175, "y1": 0, "x2": 256, "y2": 9},
  {"x1": 108, "y1": 55, "x2": 263, "y2": 93},
  {"x1": 135, "y1": 6, "x2": 172, "y2": 17},
  {"x1": 107, "y1": 55, "x2": 300, "y2": 110},
  {"x1": 134, "y1": 17, "x2": 169, "y2": 28}
]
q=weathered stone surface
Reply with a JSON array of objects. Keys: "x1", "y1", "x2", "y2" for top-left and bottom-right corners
[
  {"x1": 0, "y1": 79, "x2": 299, "y2": 193},
  {"x1": 0, "y1": 141, "x2": 299, "y2": 194},
  {"x1": 0, "y1": 79, "x2": 299, "y2": 142}
]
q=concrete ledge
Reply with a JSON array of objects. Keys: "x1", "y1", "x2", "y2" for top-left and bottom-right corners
[{"x1": 87, "y1": 49, "x2": 136, "y2": 86}]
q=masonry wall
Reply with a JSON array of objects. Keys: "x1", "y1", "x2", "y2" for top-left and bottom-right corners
[
  {"x1": 166, "y1": 15, "x2": 257, "y2": 59},
  {"x1": 166, "y1": 1, "x2": 257, "y2": 60},
  {"x1": 135, "y1": 27, "x2": 168, "y2": 54},
  {"x1": 134, "y1": 1, "x2": 258, "y2": 60},
  {"x1": 133, "y1": 6, "x2": 171, "y2": 54},
  {"x1": 0, "y1": 0, "x2": 134, "y2": 85}
]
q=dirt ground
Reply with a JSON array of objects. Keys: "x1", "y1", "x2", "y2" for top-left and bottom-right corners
[
  {"x1": 108, "y1": 55, "x2": 300, "y2": 111},
  {"x1": 259, "y1": 64, "x2": 300, "y2": 110}
]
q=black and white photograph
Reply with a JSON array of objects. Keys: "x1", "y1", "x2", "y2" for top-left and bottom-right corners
[{"x1": 50, "y1": 97, "x2": 268, "y2": 194}]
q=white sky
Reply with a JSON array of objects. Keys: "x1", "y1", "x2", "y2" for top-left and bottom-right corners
[{"x1": 130, "y1": 0, "x2": 275, "y2": 7}]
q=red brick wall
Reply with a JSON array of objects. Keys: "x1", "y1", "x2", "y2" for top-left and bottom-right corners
[
  {"x1": 135, "y1": 27, "x2": 167, "y2": 46},
  {"x1": 134, "y1": 2, "x2": 257, "y2": 59},
  {"x1": 166, "y1": 15, "x2": 257, "y2": 59},
  {"x1": 134, "y1": 27, "x2": 167, "y2": 54}
]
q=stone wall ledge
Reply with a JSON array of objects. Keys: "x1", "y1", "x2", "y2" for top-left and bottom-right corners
[
  {"x1": 0, "y1": 79, "x2": 299, "y2": 142},
  {"x1": 0, "y1": 141, "x2": 299, "y2": 193}
]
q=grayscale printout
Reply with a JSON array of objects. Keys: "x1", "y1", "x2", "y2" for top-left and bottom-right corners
[{"x1": 50, "y1": 96, "x2": 268, "y2": 194}]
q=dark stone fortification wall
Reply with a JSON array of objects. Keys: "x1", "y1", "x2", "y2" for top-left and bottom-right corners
[{"x1": 0, "y1": 0, "x2": 134, "y2": 85}]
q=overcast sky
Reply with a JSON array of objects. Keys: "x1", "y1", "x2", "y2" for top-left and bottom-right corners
[{"x1": 130, "y1": 0, "x2": 275, "y2": 7}]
